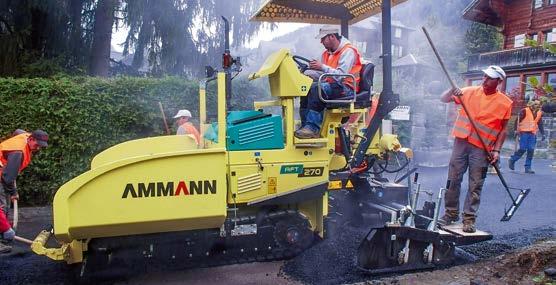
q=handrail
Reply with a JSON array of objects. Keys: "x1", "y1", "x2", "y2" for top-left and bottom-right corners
[
  {"x1": 317, "y1": 73, "x2": 357, "y2": 104},
  {"x1": 467, "y1": 46, "x2": 556, "y2": 71}
]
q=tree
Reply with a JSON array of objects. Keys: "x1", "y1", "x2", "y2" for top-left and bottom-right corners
[
  {"x1": 122, "y1": 0, "x2": 270, "y2": 76},
  {"x1": 0, "y1": 0, "x2": 96, "y2": 77},
  {"x1": 0, "y1": 0, "x2": 269, "y2": 77},
  {"x1": 89, "y1": 0, "x2": 117, "y2": 76},
  {"x1": 464, "y1": 22, "x2": 502, "y2": 55}
]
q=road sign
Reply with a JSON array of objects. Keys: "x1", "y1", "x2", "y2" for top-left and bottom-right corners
[{"x1": 390, "y1": 105, "x2": 410, "y2": 121}]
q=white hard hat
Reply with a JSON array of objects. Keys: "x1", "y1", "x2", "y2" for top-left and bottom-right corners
[
  {"x1": 173, "y1": 109, "x2": 192, "y2": 118},
  {"x1": 316, "y1": 25, "x2": 340, "y2": 39},
  {"x1": 482, "y1": 65, "x2": 506, "y2": 80}
]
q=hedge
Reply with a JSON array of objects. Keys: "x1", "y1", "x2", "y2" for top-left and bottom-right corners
[{"x1": 0, "y1": 75, "x2": 268, "y2": 205}]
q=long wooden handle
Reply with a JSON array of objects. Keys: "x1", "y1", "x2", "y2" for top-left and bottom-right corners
[
  {"x1": 12, "y1": 199, "x2": 18, "y2": 231},
  {"x1": 158, "y1": 101, "x2": 171, "y2": 135}
]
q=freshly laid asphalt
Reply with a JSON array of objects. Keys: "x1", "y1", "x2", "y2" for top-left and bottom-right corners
[{"x1": 0, "y1": 159, "x2": 554, "y2": 285}]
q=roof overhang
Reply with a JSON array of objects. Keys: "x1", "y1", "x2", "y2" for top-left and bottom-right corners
[
  {"x1": 250, "y1": 0, "x2": 407, "y2": 25},
  {"x1": 462, "y1": 0, "x2": 503, "y2": 27}
]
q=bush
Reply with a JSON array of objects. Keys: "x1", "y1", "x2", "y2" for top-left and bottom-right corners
[{"x1": 0, "y1": 75, "x2": 268, "y2": 205}]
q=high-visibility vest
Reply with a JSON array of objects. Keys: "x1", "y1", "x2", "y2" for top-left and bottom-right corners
[
  {"x1": 321, "y1": 43, "x2": 362, "y2": 92},
  {"x1": 0, "y1": 133, "x2": 32, "y2": 173},
  {"x1": 452, "y1": 86, "x2": 513, "y2": 151},
  {"x1": 518, "y1": 108, "x2": 542, "y2": 134},
  {"x1": 178, "y1": 122, "x2": 201, "y2": 145}
]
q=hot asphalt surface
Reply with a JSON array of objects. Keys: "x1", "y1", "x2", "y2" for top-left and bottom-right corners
[{"x1": 0, "y1": 158, "x2": 554, "y2": 285}]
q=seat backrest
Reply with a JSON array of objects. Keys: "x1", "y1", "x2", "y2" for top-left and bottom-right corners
[{"x1": 358, "y1": 63, "x2": 375, "y2": 92}]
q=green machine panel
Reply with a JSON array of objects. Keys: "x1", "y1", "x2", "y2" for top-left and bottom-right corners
[{"x1": 226, "y1": 110, "x2": 284, "y2": 151}]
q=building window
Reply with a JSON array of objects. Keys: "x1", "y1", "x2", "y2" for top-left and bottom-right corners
[
  {"x1": 547, "y1": 28, "x2": 556, "y2": 43},
  {"x1": 394, "y1": 28, "x2": 402, "y2": 38},
  {"x1": 548, "y1": 73, "x2": 556, "y2": 91},
  {"x1": 505, "y1": 76, "x2": 521, "y2": 99},
  {"x1": 470, "y1": 79, "x2": 482, "y2": 86},
  {"x1": 524, "y1": 74, "x2": 541, "y2": 101},
  {"x1": 514, "y1": 34, "x2": 526, "y2": 48},
  {"x1": 391, "y1": 45, "x2": 403, "y2": 58},
  {"x1": 533, "y1": 0, "x2": 543, "y2": 9},
  {"x1": 353, "y1": 40, "x2": 367, "y2": 54},
  {"x1": 549, "y1": 0, "x2": 555, "y2": 4}
]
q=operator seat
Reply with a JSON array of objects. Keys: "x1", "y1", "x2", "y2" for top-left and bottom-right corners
[{"x1": 325, "y1": 63, "x2": 374, "y2": 109}]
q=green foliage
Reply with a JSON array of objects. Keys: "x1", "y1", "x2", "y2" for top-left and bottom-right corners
[
  {"x1": 529, "y1": 76, "x2": 540, "y2": 87},
  {"x1": 1, "y1": 0, "x2": 269, "y2": 77},
  {"x1": 0, "y1": 75, "x2": 266, "y2": 205},
  {"x1": 526, "y1": 75, "x2": 554, "y2": 98},
  {"x1": 465, "y1": 22, "x2": 503, "y2": 55},
  {"x1": 122, "y1": 0, "x2": 269, "y2": 76},
  {"x1": 525, "y1": 39, "x2": 556, "y2": 55}
]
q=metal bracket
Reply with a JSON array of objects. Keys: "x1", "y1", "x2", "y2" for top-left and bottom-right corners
[{"x1": 231, "y1": 224, "x2": 258, "y2": 237}]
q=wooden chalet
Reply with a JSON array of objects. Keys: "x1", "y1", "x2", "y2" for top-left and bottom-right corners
[{"x1": 461, "y1": 0, "x2": 556, "y2": 112}]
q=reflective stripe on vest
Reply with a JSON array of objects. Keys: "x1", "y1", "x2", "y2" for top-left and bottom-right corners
[
  {"x1": 0, "y1": 133, "x2": 32, "y2": 173},
  {"x1": 453, "y1": 115, "x2": 497, "y2": 148},
  {"x1": 518, "y1": 108, "x2": 542, "y2": 134},
  {"x1": 451, "y1": 86, "x2": 512, "y2": 151},
  {"x1": 321, "y1": 43, "x2": 362, "y2": 92}
]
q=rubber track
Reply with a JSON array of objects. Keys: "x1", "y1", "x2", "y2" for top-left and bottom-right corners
[{"x1": 81, "y1": 210, "x2": 315, "y2": 279}]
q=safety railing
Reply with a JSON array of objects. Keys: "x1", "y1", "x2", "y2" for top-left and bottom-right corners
[{"x1": 467, "y1": 46, "x2": 556, "y2": 71}]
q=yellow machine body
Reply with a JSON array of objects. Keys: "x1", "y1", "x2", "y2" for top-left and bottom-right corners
[
  {"x1": 33, "y1": 49, "x2": 385, "y2": 264},
  {"x1": 53, "y1": 137, "x2": 227, "y2": 243}
]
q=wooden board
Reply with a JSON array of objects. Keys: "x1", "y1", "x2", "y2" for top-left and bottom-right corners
[{"x1": 440, "y1": 223, "x2": 491, "y2": 237}]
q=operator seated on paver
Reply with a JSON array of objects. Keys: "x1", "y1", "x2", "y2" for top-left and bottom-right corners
[
  {"x1": 174, "y1": 109, "x2": 201, "y2": 145},
  {"x1": 0, "y1": 129, "x2": 49, "y2": 253},
  {"x1": 295, "y1": 26, "x2": 362, "y2": 139},
  {"x1": 439, "y1": 65, "x2": 513, "y2": 233}
]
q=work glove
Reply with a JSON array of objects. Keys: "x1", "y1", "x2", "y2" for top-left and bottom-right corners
[{"x1": 1, "y1": 228, "x2": 15, "y2": 242}]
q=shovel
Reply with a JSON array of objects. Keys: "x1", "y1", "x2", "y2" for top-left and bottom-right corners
[{"x1": 422, "y1": 27, "x2": 530, "y2": 222}]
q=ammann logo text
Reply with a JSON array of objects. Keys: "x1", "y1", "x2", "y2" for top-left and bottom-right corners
[{"x1": 122, "y1": 180, "x2": 217, "y2": 198}]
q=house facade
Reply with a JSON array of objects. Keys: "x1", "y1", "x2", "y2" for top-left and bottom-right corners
[{"x1": 461, "y1": 0, "x2": 556, "y2": 112}]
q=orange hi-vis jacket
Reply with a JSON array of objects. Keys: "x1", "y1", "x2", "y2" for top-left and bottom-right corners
[
  {"x1": 518, "y1": 108, "x2": 542, "y2": 134},
  {"x1": 321, "y1": 43, "x2": 362, "y2": 92},
  {"x1": 452, "y1": 86, "x2": 513, "y2": 151},
  {"x1": 179, "y1": 122, "x2": 201, "y2": 145},
  {"x1": 0, "y1": 133, "x2": 32, "y2": 173}
]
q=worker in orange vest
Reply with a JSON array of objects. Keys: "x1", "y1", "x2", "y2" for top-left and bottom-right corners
[
  {"x1": 439, "y1": 65, "x2": 513, "y2": 233},
  {"x1": 173, "y1": 109, "x2": 201, "y2": 145},
  {"x1": 295, "y1": 25, "x2": 362, "y2": 139},
  {"x1": 508, "y1": 100, "x2": 545, "y2": 173},
  {"x1": 0, "y1": 129, "x2": 49, "y2": 253}
]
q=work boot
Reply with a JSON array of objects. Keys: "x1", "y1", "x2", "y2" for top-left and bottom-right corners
[
  {"x1": 525, "y1": 169, "x2": 535, "y2": 174},
  {"x1": 462, "y1": 220, "x2": 476, "y2": 233},
  {"x1": 0, "y1": 242, "x2": 12, "y2": 254},
  {"x1": 438, "y1": 213, "x2": 459, "y2": 225},
  {"x1": 294, "y1": 126, "x2": 320, "y2": 139},
  {"x1": 508, "y1": 159, "x2": 515, "y2": 170}
]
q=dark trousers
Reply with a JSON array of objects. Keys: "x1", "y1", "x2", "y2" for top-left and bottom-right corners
[
  {"x1": 300, "y1": 81, "x2": 345, "y2": 113},
  {"x1": 445, "y1": 138, "x2": 489, "y2": 221}
]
